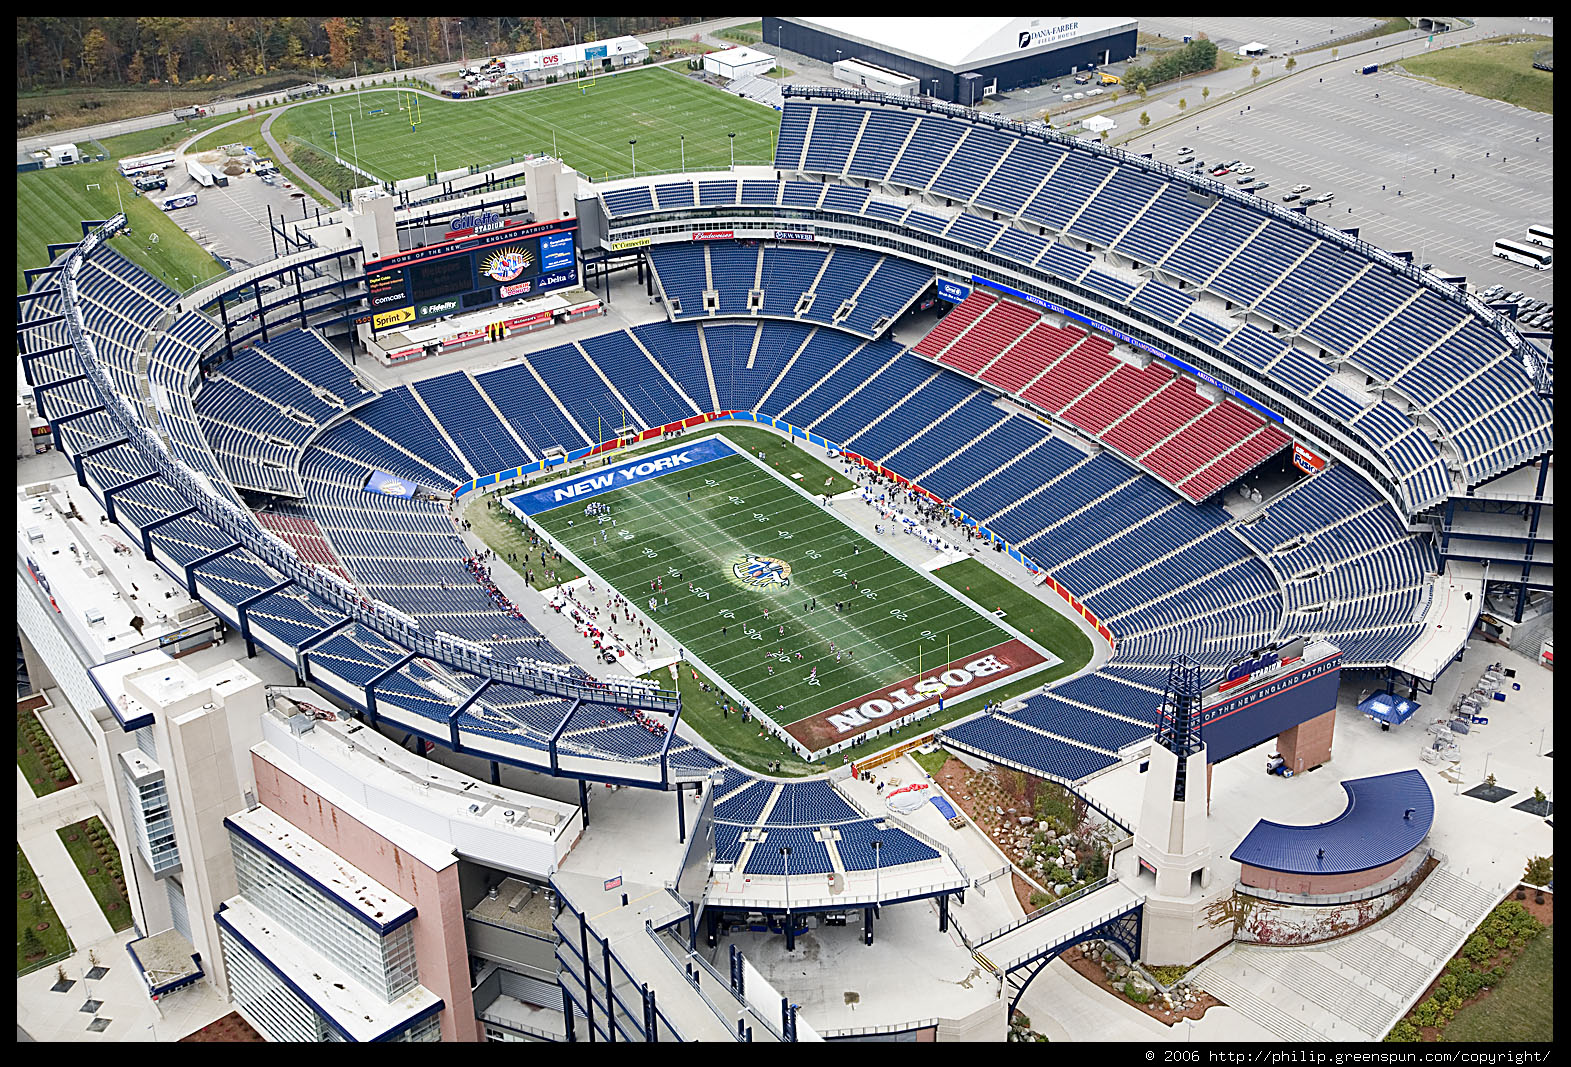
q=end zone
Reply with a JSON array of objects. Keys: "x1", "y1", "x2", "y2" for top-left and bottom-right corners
[{"x1": 783, "y1": 638, "x2": 1058, "y2": 751}]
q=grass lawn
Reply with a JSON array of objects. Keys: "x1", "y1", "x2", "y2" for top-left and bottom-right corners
[
  {"x1": 97, "y1": 114, "x2": 233, "y2": 160},
  {"x1": 1442, "y1": 925, "x2": 1553, "y2": 1042},
  {"x1": 1402, "y1": 35, "x2": 1553, "y2": 114},
  {"x1": 717, "y1": 22, "x2": 764, "y2": 46},
  {"x1": 470, "y1": 423, "x2": 1093, "y2": 766},
  {"x1": 648, "y1": 661, "x2": 819, "y2": 777},
  {"x1": 190, "y1": 113, "x2": 274, "y2": 154},
  {"x1": 466, "y1": 489, "x2": 585, "y2": 591},
  {"x1": 280, "y1": 137, "x2": 371, "y2": 206},
  {"x1": 527, "y1": 447, "x2": 1029, "y2": 725},
  {"x1": 16, "y1": 709, "x2": 74, "y2": 797},
  {"x1": 929, "y1": 557, "x2": 1093, "y2": 668},
  {"x1": 15, "y1": 160, "x2": 226, "y2": 295},
  {"x1": 512, "y1": 429, "x2": 1086, "y2": 762},
  {"x1": 270, "y1": 68, "x2": 781, "y2": 184},
  {"x1": 17, "y1": 845, "x2": 74, "y2": 975},
  {"x1": 908, "y1": 746, "x2": 952, "y2": 779},
  {"x1": 55, "y1": 819, "x2": 133, "y2": 933}
]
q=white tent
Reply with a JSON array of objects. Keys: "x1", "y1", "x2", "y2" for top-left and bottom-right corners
[
  {"x1": 1082, "y1": 115, "x2": 1118, "y2": 134},
  {"x1": 1237, "y1": 41, "x2": 1268, "y2": 57}
]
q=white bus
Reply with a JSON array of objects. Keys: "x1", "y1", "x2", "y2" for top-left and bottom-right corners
[
  {"x1": 159, "y1": 192, "x2": 198, "y2": 212},
  {"x1": 117, "y1": 151, "x2": 178, "y2": 178},
  {"x1": 1493, "y1": 238, "x2": 1552, "y2": 270},
  {"x1": 1524, "y1": 225, "x2": 1553, "y2": 249}
]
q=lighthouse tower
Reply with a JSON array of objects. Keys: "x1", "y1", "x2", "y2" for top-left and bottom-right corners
[{"x1": 1134, "y1": 656, "x2": 1212, "y2": 896}]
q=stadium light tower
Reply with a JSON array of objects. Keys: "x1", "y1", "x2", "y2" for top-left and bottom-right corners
[
  {"x1": 680, "y1": 134, "x2": 685, "y2": 172},
  {"x1": 457, "y1": 20, "x2": 466, "y2": 69},
  {"x1": 728, "y1": 132, "x2": 736, "y2": 168},
  {"x1": 629, "y1": 138, "x2": 637, "y2": 176},
  {"x1": 871, "y1": 839, "x2": 881, "y2": 903}
]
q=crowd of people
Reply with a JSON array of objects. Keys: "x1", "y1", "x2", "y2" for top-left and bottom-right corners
[{"x1": 464, "y1": 552, "x2": 525, "y2": 619}]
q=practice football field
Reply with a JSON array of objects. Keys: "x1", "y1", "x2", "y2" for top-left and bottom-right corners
[
  {"x1": 271, "y1": 66, "x2": 782, "y2": 184},
  {"x1": 514, "y1": 436, "x2": 1060, "y2": 751}
]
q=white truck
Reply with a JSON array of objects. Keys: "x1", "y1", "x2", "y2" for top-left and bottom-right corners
[{"x1": 187, "y1": 158, "x2": 216, "y2": 188}]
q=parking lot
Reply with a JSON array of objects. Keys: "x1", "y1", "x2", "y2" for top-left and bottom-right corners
[
  {"x1": 161, "y1": 166, "x2": 319, "y2": 273},
  {"x1": 1128, "y1": 59, "x2": 1554, "y2": 302},
  {"x1": 1136, "y1": 17, "x2": 1385, "y2": 55}
]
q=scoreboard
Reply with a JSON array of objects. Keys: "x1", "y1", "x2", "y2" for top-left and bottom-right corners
[{"x1": 366, "y1": 219, "x2": 578, "y2": 330}]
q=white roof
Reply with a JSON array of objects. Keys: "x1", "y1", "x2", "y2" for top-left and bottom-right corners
[
  {"x1": 709, "y1": 46, "x2": 776, "y2": 66},
  {"x1": 790, "y1": 17, "x2": 1136, "y2": 70},
  {"x1": 1082, "y1": 115, "x2": 1118, "y2": 133}
]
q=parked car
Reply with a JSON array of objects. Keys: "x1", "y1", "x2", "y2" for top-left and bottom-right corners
[
  {"x1": 1178, "y1": 145, "x2": 1193, "y2": 154},
  {"x1": 1176, "y1": 155, "x2": 1195, "y2": 164},
  {"x1": 1281, "y1": 193, "x2": 1301, "y2": 203},
  {"x1": 1291, "y1": 183, "x2": 1312, "y2": 194},
  {"x1": 1237, "y1": 164, "x2": 1256, "y2": 174},
  {"x1": 1236, "y1": 175, "x2": 1256, "y2": 185},
  {"x1": 1224, "y1": 159, "x2": 1241, "y2": 169},
  {"x1": 1480, "y1": 285, "x2": 1504, "y2": 298},
  {"x1": 1212, "y1": 166, "x2": 1231, "y2": 176},
  {"x1": 1505, "y1": 291, "x2": 1525, "y2": 303}
]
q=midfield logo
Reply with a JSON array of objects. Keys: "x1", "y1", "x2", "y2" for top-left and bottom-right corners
[{"x1": 732, "y1": 553, "x2": 792, "y2": 589}]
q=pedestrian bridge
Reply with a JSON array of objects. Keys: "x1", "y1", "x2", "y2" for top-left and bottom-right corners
[{"x1": 968, "y1": 877, "x2": 1144, "y2": 1011}]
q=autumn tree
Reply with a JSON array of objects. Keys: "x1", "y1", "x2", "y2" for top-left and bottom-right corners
[
  {"x1": 324, "y1": 17, "x2": 354, "y2": 69},
  {"x1": 81, "y1": 27, "x2": 119, "y2": 84}
]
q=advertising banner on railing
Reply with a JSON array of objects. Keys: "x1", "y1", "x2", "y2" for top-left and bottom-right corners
[
  {"x1": 1292, "y1": 441, "x2": 1326, "y2": 473},
  {"x1": 363, "y1": 471, "x2": 418, "y2": 499}
]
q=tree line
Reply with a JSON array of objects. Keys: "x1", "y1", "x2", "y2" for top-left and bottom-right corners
[
  {"x1": 1121, "y1": 38, "x2": 1221, "y2": 93},
  {"x1": 17, "y1": 17, "x2": 708, "y2": 92}
]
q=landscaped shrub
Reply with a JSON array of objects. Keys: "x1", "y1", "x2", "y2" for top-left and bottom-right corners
[{"x1": 1386, "y1": 1020, "x2": 1420, "y2": 1042}]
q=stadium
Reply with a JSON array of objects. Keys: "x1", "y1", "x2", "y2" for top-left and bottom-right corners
[{"x1": 16, "y1": 20, "x2": 1553, "y2": 1046}]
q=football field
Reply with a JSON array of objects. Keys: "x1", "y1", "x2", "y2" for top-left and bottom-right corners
[
  {"x1": 271, "y1": 66, "x2": 782, "y2": 184},
  {"x1": 511, "y1": 436, "x2": 1061, "y2": 753}
]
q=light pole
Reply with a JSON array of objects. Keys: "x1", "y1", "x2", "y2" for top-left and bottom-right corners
[
  {"x1": 680, "y1": 134, "x2": 685, "y2": 172},
  {"x1": 457, "y1": 20, "x2": 466, "y2": 69},
  {"x1": 728, "y1": 131, "x2": 736, "y2": 169},
  {"x1": 629, "y1": 138, "x2": 637, "y2": 176},
  {"x1": 780, "y1": 844, "x2": 792, "y2": 945},
  {"x1": 872, "y1": 839, "x2": 882, "y2": 904}
]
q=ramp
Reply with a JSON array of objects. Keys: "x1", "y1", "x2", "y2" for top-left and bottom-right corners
[{"x1": 970, "y1": 878, "x2": 1144, "y2": 1011}]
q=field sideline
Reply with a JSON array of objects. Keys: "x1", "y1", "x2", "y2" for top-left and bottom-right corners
[
  {"x1": 517, "y1": 436, "x2": 1067, "y2": 755},
  {"x1": 270, "y1": 66, "x2": 782, "y2": 184}
]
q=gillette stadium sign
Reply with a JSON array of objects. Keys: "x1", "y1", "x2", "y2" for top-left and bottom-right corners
[{"x1": 450, "y1": 211, "x2": 503, "y2": 235}]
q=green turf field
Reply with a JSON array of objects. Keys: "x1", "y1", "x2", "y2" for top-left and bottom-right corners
[
  {"x1": 15, "y1": 160, "x2": 227, "y2": 295},
  {"x1": 523, "y1": 438, "x2": 1060, "y2": 751},
  {"x1": 270, "y1": 67, "x2": 781, "y2": 184}
]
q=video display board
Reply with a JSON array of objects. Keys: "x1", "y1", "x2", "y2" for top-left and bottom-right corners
[{"x1": 364, "y1": 220, "x2": 579, "y2": 331}]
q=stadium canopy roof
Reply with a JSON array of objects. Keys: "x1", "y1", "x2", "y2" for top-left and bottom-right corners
[
  {"x1": 1230, "y1": 769, "x2": 1434, "y2": 875},
  {"x1": 789, "y1": 17, "x2": 1137, "y2": 71}
]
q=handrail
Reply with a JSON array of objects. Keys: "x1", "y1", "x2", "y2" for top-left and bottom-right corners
[
  {"x1": 778, "y1": 84, "x2": 1543, "y2": 396},
  {"x1": 643, "y1": 922, "x2": 787, "y2": 1041},
  {"x1": 973, "y1": 875, "x2": 1114, "y2": 947},
  {"x1": 52, "y1": 215, "x2": 681, "y2": 715}
]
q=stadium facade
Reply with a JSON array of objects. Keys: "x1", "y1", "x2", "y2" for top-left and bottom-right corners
[{"x1": 763, "y1": 17, "x2": 1139, "y2": 102}]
